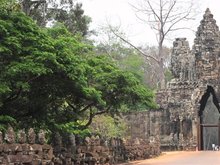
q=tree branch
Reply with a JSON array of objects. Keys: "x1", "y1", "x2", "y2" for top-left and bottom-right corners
[
  {"x1": 3, "y1": 86, "x2": 22, "y2": 104},
  {"x1": 109, "y1": 26, "x2": 159, "y2": 63},
  {"x1": 163, "y1": 0, "x2": 176, "y2": 25},
  {"x1": 67, "y1": 101, "x2": 78, "y2": 112},
  {"x1": 79, "y1": 102, "x2": 95, "y2": 113},
  {"x1": 79, "y1": 106, "x2": 112, "y2": 129},
  {"x1": 147, "y1": 0, "x2": 161, "y2": 22}
]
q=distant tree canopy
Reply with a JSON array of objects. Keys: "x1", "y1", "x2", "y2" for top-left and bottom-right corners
[
  {"x1": 0, "y1": 8, "x2": 157, "y2": 133},
  {"x1": 18, "y1": 0, "x2": 91, "y2": 36},
  {"x1": 95, "y1": 34, "x2": 172, "y2": 89}
]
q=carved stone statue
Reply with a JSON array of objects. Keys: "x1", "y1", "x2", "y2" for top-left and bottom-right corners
[
  {"x1": 18, "y1": 129, "x2": 26, "y2": 144},
  {"x1": 28, "y1": 128, "x2": 36, "y2": 144},
  {"x1": 5, "y1": 126, "x2": 16, "y2": 144},
  {"x1": 53, "y1": 132, "x2": 62, "y2": 147},
  {"x1": 38, "y1": 129, "x2": 46, "y2": 144}
]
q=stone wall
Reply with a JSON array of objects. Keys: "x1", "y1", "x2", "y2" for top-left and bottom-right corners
[
  {"x1": 124, "y1": 109, "x2": 197, "y2": 151},
  {"x1": 0, "y1": 127, "x2": 53, "y2": 164},
  {"x1": 124, "y1": 111, "x2": 160, "y2": 144},
  {"x1": 52, "y1": 132, "x2": 160, "y2": 165},
  {"x1": 0, "y1": 126, "x2": 160, "y2": 165}
]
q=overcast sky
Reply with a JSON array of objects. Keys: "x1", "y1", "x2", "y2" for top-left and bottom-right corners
[{"x1": 78, "y1": 0, "x2": 220, "y2": 47}]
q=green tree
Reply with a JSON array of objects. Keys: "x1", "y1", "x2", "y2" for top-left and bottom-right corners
[
  {"x1": 53, "y1": 3, "x2": 91, "y2": 36},
  {"x1": 19, "y1": 0, "x2": 91, "y2": 36},
  {"x1": 0, "y1": 9, "x2": 157, "y2": 134},
  {"x1": 0, "y1": 10, "x2": 56, "y2": 130},
  {"x1": 95, "y1": 27, "x2": 147, "y2": 85},
  {"x1": 0, "y1": 0, "x2": 19, "y2": 11},
  {"x1": 97, "y1": 43, "x2": 147, "y2": 85}
]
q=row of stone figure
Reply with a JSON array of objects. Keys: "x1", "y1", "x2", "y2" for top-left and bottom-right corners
[{"x1": 0, "y1": 126, "x2": 46, "y2": 144}]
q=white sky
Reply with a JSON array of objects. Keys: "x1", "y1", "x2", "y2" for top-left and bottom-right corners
[{"x1": 78, "y1": 0, "x2": 220, "y2": 48}]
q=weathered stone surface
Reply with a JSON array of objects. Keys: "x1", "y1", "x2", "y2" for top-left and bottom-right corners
[
  {"x1": 7, "y1": 155, "x2": 33, "y2": 163},
  {"x1": 28, "y1": 128, "x2": 36, "y2": 144},
  {"x1": 0, "y1": 130, "x2": 53, "y2": 164},
  {"x1": 38, "y1": 129, "x2": 46, "y2": 144},
  {"x1": 5, "y1": 126, "x2": 15, "y2": 144},
  {"x1": 17, "y1": 129, "x2": 26, "y2": 144},
  {"x1": 156, "y1": 8, "x2": 220, "y2": 151},
  {"x1": 125, "y1": 8, "x2": 220, "y2": 152}
]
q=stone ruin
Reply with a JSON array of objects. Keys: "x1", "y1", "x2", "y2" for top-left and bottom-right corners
[
  {"x1": 0, "y1": 126, "x2": 160, "y2": 164},
  {"x1": 156, "y1": 8, "x2": 220, "y2": 151},
  {"x1": 52, "y1": 133, "x2": 160, "y2": 164},
  {"x1": 125, "y1": 8, "x2": 220, "y2": 151},
  {"x1": 0, "y1": 126, "x2": 53, "y2": 164}
]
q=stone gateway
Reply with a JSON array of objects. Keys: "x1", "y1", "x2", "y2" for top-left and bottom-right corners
[
  {"x1": 157, "y1": 8, "x2": 220, "y2": 151},
  {"x1": 126, "y1": 8, "x2": 220, "y2": 151}
]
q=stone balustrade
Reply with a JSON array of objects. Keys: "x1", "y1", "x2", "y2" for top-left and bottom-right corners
[{"x1": 0, "y1": 126, "x2": 161, "y2": 165}]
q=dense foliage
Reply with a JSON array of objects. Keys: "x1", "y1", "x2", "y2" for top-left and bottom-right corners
[
  {"x1": 89, "y1": 115, "x2": 127, "y2": 138},
  {"x1": 0, "y1": 7, "x2": 157, "y2": 134},
  {"x1": 19, "y1": 0, "x2": 91, "y2": 36}
]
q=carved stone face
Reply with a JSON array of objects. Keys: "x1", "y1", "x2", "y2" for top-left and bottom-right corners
[
  {"x1": 28, "y1": 128, "x2": 36, "y2": 144},
  {"x1": 18, "y1": 129, "x2": 26, "y2": 144},
  {"x1": 5, "y1": 126, "x2": 15, "y2": 144},
  {"x1": 38, "y1": 129, "x2": 46, "y2": 144}
]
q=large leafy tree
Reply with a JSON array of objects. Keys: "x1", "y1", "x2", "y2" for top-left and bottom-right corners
[
  {"x1": 0, "y1": 9, "x2": 157, "y2": 133},
  {"x1": 46, "y1": 26, "x2": 156, "y2": 131},
  {"x1": 0, "y1": 9, "x2": 57, "y2": 129}
]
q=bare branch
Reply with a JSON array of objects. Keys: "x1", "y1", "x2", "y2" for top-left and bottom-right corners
[
  {"x1": 164, "y1": 12, "x2": 191, "y2": 36},
  {"x1": 167, "y1": 27, "x2": 196, "y2": 32},
  {"x1": 163, "y1": 0, "x2": 177, "y2": 25},
  {"x1": 147, "y1": 0, "x2": 161, "y2": 22},
  {"x1": 108, "y1": 26, "x2": 159, "y2": 63}
]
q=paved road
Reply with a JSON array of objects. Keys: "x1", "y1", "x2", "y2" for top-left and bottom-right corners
[{"x1": 118, "y1": 151, "x2": 220, "y2": 165}]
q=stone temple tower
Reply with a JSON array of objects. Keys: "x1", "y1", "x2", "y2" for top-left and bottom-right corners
[
  {"x1": 192, "y1": 8, "x2": 220, "y2": 151},
  {"x1": 193, "y1": 8, "x2": 220, "y2": 85}
]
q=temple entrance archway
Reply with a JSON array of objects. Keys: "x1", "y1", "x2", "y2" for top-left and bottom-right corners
[{"x1": 198, "y1": 86, "x2": 220, "y2": 150}]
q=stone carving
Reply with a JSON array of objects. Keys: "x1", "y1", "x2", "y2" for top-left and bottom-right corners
[
  {"x1": 0, "y1": 128, "x2": 53, "y2": 164},
  {"x1": 18, "y1": 129, "x2": 26, "y2": 144},
  {"x1": 28, "y1": 128, "x2": 36, "y2": 144},
  {"x1": 5, "y1": 126, "x2": 16, "y2": 144},
  {"x1": 0, "y1": 9, "x2": 218, "y2": 164},
  {"x1": 0, "y1": 126, "x2": 161, "y2": 164},
  {"x1": 85, "y1": 136, "x2": 90, "y2": 145},
  {"x1": 171, "y1": 38, "x2": 195, "y2": 81},
  {"x1": 38, "y1": 129, "x2": 46, "y2": 144},
  {"x1": 53, "y1": 132, "x2": 62, "y2": 147}
]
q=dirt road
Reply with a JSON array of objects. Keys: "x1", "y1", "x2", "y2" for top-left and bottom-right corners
[{"x1": 117, "y1": 151, "x2": 220, "y2": 165}]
